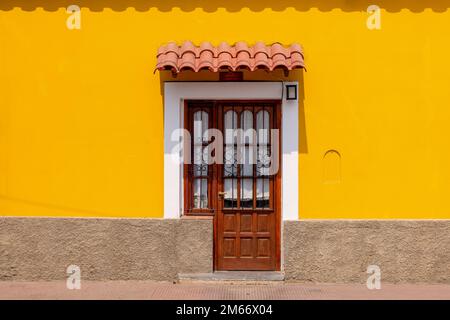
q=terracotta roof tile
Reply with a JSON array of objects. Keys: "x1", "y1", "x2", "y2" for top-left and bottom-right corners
[{"x1": 155, "y1": 41, "x2": 305, "y2": 73}]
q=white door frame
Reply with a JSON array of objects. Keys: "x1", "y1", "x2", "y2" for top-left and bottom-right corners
[{"x1": 163, "y1": 81, "x2": 299, "y2": 221}]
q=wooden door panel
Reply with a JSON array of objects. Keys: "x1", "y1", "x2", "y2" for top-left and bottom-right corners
[
  {"x1": 216, "y1": 101, "x2": 280, "y2": 271},
  {"x1": 240, "y1": 214, "x2": 252, "y2": 232},
  {"x1": 223, "y1": 214, "x2": 236, "y2": 232},
  {"x1": 257, "y1": 214, "x2": 270, "y2": 232},
  {"x1": 240, "y1": 238, "x2": 253, "y2": 257},
  {"x1": 217, "y1": 212, "x2": 276, "y2": 270},
  {"x1": 223, "y1": 238, "x2": 236, "y2": 257}
]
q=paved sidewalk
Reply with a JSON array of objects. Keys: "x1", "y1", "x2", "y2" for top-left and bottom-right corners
[{"x1": 1, "y1": 281, "x2": 450, "y2": 300}]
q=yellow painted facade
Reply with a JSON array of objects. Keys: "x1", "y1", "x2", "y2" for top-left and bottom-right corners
[{"x1": 1, "y1": 1, "x2": 450, "y2": 219}]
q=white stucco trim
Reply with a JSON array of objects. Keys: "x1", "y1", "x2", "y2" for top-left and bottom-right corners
[{"x1": 164, "y1": 81, "x2": 299, "y2": 221}]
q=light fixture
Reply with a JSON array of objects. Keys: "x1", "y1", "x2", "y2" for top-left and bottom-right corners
[{"x1": 285, "y1": 84, "x2": 297, "y2": 101}]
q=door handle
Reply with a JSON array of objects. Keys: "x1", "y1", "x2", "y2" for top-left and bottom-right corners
[{"x1": 218, "y1": 191, "x2": 227, "y2": 198}]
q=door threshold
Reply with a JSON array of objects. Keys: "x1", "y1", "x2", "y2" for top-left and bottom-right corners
[{"x1": 178, "y1": 271, "x2": 285, "y2": 282}]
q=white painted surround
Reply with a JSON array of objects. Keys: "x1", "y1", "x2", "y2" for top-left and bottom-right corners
[{"x1": 163, "y1": 81, "x2": 299, "y2": 221}]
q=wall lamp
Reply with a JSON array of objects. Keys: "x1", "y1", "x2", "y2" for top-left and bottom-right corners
[{"x1": 285, "y1": 84, "x2": 297, "y2": 101}]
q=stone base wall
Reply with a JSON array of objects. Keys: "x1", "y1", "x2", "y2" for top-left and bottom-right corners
[
  {"x1": 1, "y1": 217, "x2": 449, "y2": 283},
  {"x1": 284, "y1": 220, "x2": 450, "y2": 284},
  {"x1": 0, "y1": 217, "x2": 213, "y2": 281}
]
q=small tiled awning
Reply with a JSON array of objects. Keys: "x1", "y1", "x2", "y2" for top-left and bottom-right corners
[{"x1": 155, "y1": 41, "x2": 305, "y2": 74}]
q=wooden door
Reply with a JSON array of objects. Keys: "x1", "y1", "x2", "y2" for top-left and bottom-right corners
[{"x1": 184, "y1": 100, "x2": 281, "y2": 271}]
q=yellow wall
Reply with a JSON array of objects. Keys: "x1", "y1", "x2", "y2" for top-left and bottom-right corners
[{"x1": 1, "y1": 1, "x2": 450, "y2": 218}]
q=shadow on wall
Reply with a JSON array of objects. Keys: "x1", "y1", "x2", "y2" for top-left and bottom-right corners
[
  {"x1": 157, "y1": 68, "x2": 308, "y2": 154},
  {"x1": 1, "y1": 0, "x2": 449, "y2": 12}
]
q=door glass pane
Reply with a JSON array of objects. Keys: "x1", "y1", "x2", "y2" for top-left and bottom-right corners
[
  {"x1": 240, "y1": 179, "x2": 253, "y2": 208},
  {"x1": 223, "y1": 178, "x2": 237, "y2": 208},
  {"x1": 241, "y1": 146, "x2": 254, "y2": 177},
  {"x1": 193, "y1": 111, "x2": 208, "y2": 144},
  {"x1": 224, "y1": 110, "x2": 237, "y2": 144},
  {"x1": 256, "y1": 110, "x2": 270, "y2": 145},
  {"x1": 240, "y1": 110, "x2": 254, "y2": 144},
  {"x1": 256, "y1": 178, "x2": 269, "y2": 208},
  {"x1": 224, "y1": 145, "x2": 237, "y2": 177},
  {"x1": 193, "y1": 145, "x2": 208, "y2": 176},
  {"x1": 241, "y1": 110, "x2": 253, "y2": 131},
  {"x1": 257, "y1": 145, "x2": 270, "y2": 176},
  {"x1": 193, "y1": 111, "x2": 208, "y2": 184},
  {"x1": 193, "y1": 179, "x2": 208, "y2": 209}
]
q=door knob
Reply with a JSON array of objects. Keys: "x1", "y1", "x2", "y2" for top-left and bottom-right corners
[{"x1": 218, "y1": 191, "x2": 227, "y2": 198}]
